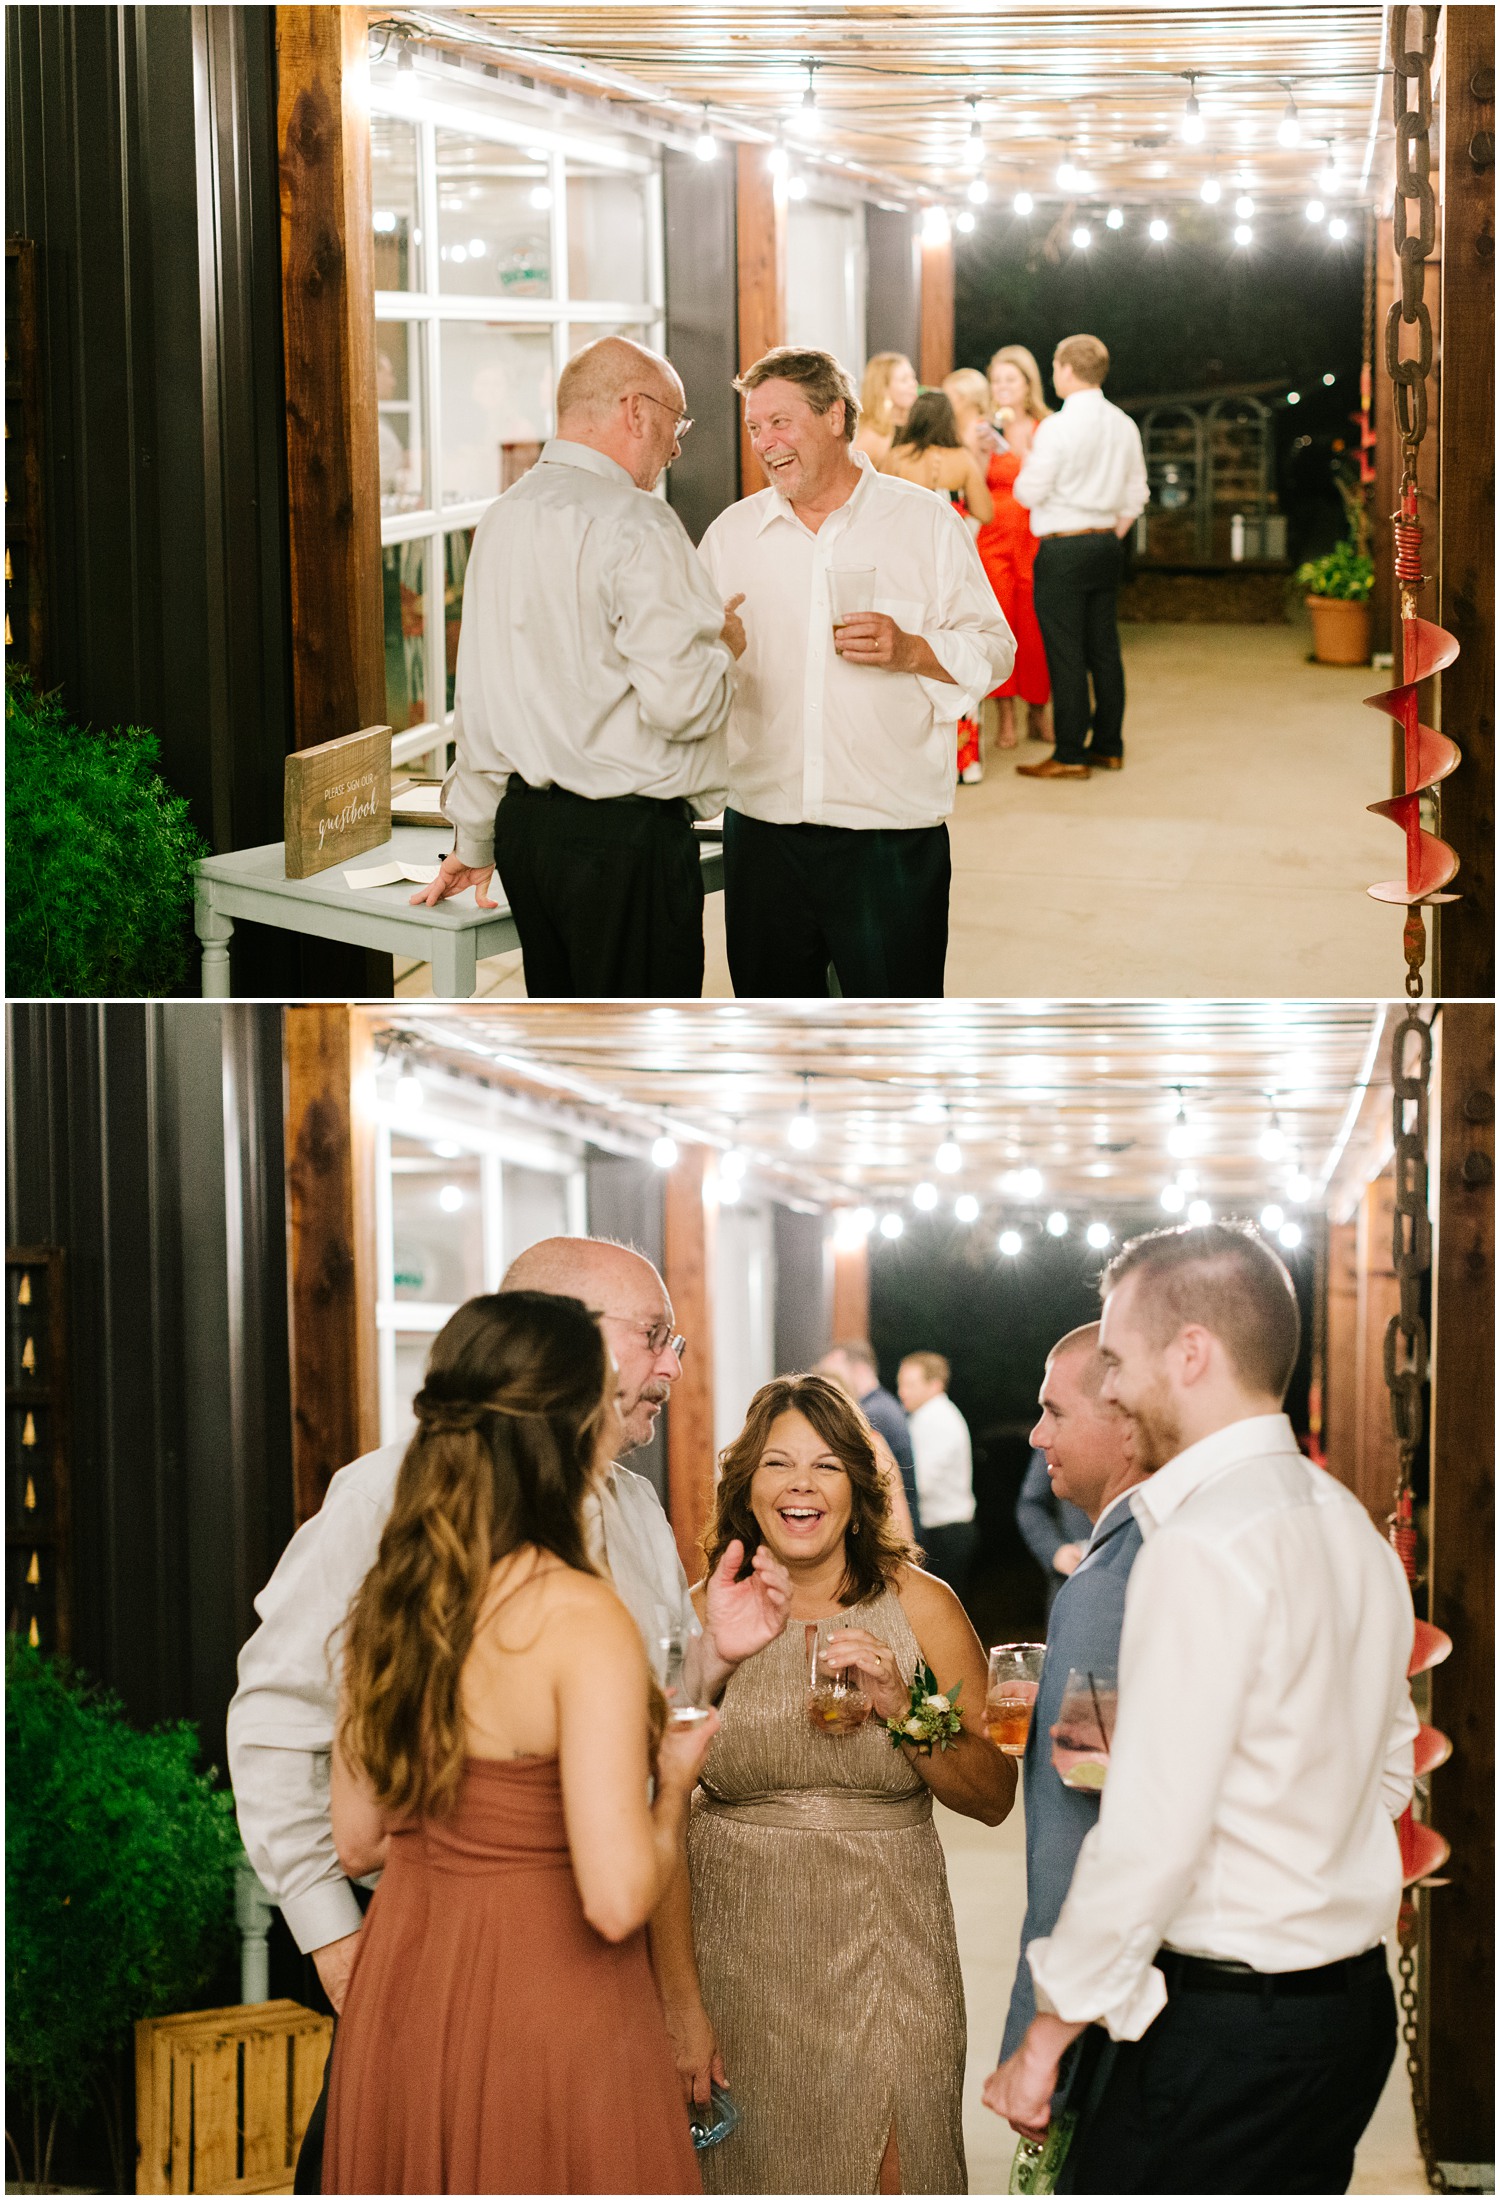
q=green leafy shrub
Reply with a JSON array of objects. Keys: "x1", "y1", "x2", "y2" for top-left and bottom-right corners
[
  {"x1": 5, "y1": 1639, "x2": 240, "y2": 2189},
  {"x1": 5, "y1": 674, "x2": 208, "y2": 996},
  {"x1": 1294, "y1": 539, "x2": 1375, "y2": 602}
]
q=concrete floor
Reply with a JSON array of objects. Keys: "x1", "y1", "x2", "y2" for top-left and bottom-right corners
[
  {"x1": 936, "y1": 1797, "x2": 1429, "y2": 2196},
  {"x1": 394, "y1": 621, "x2": 1417, "y2": 1002}
]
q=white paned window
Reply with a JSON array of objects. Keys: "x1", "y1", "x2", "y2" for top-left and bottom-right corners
[
  {"x1": 786, "y1": 197, "x2": 867, "y2": 382},
  {"x1": 370, "y1": 81, "x2": 665, "y2": 774}
]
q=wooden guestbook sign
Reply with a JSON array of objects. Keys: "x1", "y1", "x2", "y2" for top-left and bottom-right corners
[{"x1": 284, "y1": 724, "x2": 392, "y2": 879}]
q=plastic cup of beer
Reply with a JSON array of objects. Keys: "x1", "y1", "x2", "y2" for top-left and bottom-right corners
[
  {"x1": 830, "y1": 567, "x2": 877, "y2": 641},
  {"x1": 985, "y1": 1642, "x2": 1045, "y2": 1755},
  {"x1": 1051, "y1": 1666, "x2": 1116, "y2": 1792},
  {"x1": 806, "y1": 1620, "x2": 871, "y2": 1735}
]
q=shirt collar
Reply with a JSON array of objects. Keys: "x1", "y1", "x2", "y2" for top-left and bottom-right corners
[
  {"x1": 753, "y1": 446, "x2": 875, "y2": 535},
  {"x1": 1062, "y1": 387, "x2": 1105, "y2": 408},
  {"x1": 541, "y1": 437, "x2": 636, "y2": 489},
  {"x1": 1129, "y1": 1413, "x2": 1301, "y2": 1538},
  {"x1": 1088, "y1": 1485, "x2": 1142, "y2": 1544}
]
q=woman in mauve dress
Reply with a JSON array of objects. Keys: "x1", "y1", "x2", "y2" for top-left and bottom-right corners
[
  {"x1": 976, "y1": 347, "x2": 1054, "y2": 748},
  {"x1": 686, "y1": 1375, "x2": 1016, "y2": 2196},
  {"x1": 323, "y1": 1290, "x2": 713, "y2": 2196}
]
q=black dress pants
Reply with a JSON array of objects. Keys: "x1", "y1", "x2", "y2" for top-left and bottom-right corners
[
  {"x1": 1064, "y1": 1947, "x2": 1397, "y2": 2195},
  {"x1": 722, "y1": 808, "x2": 950, "y2": 998},
  {"x1": 1032, "y1": 533, "x2": 1127, "y2": 766},
  {"x1": 493, "y1": 779, "x2": 705, "y2": 998}
]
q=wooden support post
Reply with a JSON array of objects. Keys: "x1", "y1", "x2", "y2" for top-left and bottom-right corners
[
  {"x1": 1352, "y1": 1173, "x2": 1402, "y2": 1528},
  {"x1": 918, "y1": 227, "x2": 954, "y2": 387},
  {"x1": 276, "y1": 6, "x2": 385, "y2": 751},
  {"x1": 735, "y1": 144, "x2": 786, "y2": 496},
  {"x1": 1434, "y1": 9, "x2": 1496, "y2": 997},
  {"x1": 1322, "y1": 1219, "x2": 1360, "y2": 1495},
  {"x1": 830, "y1": 1236, "x2": 870, "y2": 1346},
  {"x1": 285, "y1": 1005, "x2": 379, "y2": 1524},
  {"x1": 1424, "y1": 1003, "x2": 1495, "y2": 2163},
  {"x1": 664, "y1": 1147, "x2": 717, "y2": 1577}
]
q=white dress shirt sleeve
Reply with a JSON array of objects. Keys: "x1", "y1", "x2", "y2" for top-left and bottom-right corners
[
  {"x1": 442, "y1": 679, "x2": 508, "y2": 870},
  {"x1": 1011, "y1": 419, "x2": 1061, "y2": 513},
  {"x1": 226, "y1": 1464, "x2": 392, "y2": 1953},
  {"x1": 1382, "y1": 1679, "x2": 1420, "y2": 1819},
  {"x1": 1120, "y1": 424, "x2": 1149, "y2": 526},
  {"x1": 1027, "y1": 1528, "x2": 1265, "y2": 2039},
  {"x1": 916, "y1": 506, "x2": 1017, "y2": 712},
  {"x1": 605, "y1": 516, "x2": 736, "y2": 746}
]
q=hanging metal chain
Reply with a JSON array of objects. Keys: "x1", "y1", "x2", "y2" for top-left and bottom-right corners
[
  {"x1": 1386, "y1": 6, "x2": 1440, "y2": 489},
  {"x1": 1382, "y1": 1004, "x2": 1446, "y2": 2193}
]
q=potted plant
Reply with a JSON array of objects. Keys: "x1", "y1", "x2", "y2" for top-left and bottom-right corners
[
  {"x1": 1295, "y1": 540, "x2": 1375, "y2": 664},
  {"x1": 1295, "y1": 466, "x2": 1376, "y2": 665},
  {"x1": 5, "y1": 1639, "x2": 240, "y2": 2193},
  {"x1": 5, "y1": 673, "x2": 208, "y2": 997}
]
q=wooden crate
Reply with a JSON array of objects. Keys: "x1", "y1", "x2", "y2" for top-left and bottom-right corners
[{"x1": 135, "y1": 2000, "x2": 332, "y2": 2195}]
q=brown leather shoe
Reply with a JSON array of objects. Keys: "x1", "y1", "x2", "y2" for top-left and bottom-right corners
[
  {"x1": 1016, "y1": 757, "x2": 1091, "y2": 780},
  {"x1": 1094, "y1": 756, "x2": 1124, "y2": 771}
]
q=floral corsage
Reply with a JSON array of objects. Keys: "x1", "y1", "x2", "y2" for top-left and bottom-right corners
[{"x1": 883, "y1": 1661, "x2": 964, "y2": 1756}]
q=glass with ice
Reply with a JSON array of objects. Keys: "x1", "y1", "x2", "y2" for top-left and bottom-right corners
[
  {"x1": 1051, "y1": 1666, "x2": 1115, "y2": 1792},
  {"x1": 830, "y1": 567, "x2": 877, "y2": 642},
  {"x1": 806, "y1": 1620, "x2": 871, "y2": 1735},
  {"x1": 985, "y1": 1642, "x2": 1045, "y2": 1755}
]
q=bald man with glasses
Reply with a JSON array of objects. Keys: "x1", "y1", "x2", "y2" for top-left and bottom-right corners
[
  {"x1": 412, "y1": 336, "x2": 746, "y2": 997},
  {"x1": 229, "y1": 1238, "x2": 790, "y2": 2186}
]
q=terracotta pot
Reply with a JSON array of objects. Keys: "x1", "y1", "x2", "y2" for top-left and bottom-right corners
[{"x1": 1306, "y1": 593, "x2": 1372, "y2": 666}]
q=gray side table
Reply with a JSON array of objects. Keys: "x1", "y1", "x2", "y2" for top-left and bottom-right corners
[{"x1": 194, "y1": 826, "x2": 725, "y2": 997}]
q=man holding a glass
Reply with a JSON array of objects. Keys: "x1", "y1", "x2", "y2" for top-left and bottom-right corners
[
  {"x1": 698, "y1": 346, "x2": 1015, "y2": 997},
  {"x1": 984, "y1": 1224, "x2": 1419, "y2": 2196},
  {"x1": 995, "y1": 1321, "x2": 1146, "y2": 2067}
]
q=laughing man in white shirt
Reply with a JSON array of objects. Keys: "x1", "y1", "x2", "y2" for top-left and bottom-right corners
[
  {"x1": 1012, "y1": 333, "x2": 1147, "y2": 781},
  {"x1": 983, "y1": 1222, "x2": 1417, "y2": 2195},
  {"x1": 698, "y1": 347, "x2": 1014, "y2": 997}
]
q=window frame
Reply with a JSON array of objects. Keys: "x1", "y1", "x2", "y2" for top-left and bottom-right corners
[{"x1": 370, "y1": 88, "x2": 666, "y2": 772}]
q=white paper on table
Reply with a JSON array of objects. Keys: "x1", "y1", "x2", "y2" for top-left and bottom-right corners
[
  {"x1": 343, "y1": 860, "x2": 443, "y2": 890},
  {"x1": 393, "y1": 783, "x2": 444, "y2": 814}
]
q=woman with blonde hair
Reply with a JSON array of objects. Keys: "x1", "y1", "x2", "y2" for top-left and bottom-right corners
[
  {"x1": 686, "y1": 1374, "x2": 1015, "y2": 2195},
  {"x1": 853, "y1": 349, "x2": 920, "y2": 463},
  {"x1": 323, "y1": 1291, "x2": 713, "y2": 2194},
  {"x1": 980, "y1": 344, "x2": 1054, "y2": 748}
]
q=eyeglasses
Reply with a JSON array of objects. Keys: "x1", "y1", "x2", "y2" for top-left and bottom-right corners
[
  {"x1": 634, "y1": 390, "x2": 694, "y2": 441},
  {"x1": 602, "y1": 1313, "x2": 687, "y2": 1364}
]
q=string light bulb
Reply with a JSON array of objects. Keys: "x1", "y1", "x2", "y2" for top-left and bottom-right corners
[
  {"x1": 956, "y1": 208, "x2": 976, "y2": 233},
  {"x1": 693, "y1": 106, "x2": 718, "y2": 161},
  {"x1": 1187, "y1": 1199, "x2": 1212, "y2": 1226},
  {"x1": 879, "y1": 1211, "x2": 904, "y2": 1239},
  {"x1": 1305, "y1": 198, "x2": 1325, "y2": 224},
  {"x1": 1278, "y1": 90, "x2": 1301, "y2": 147},
  {"x1": 395, "y1": 1067, "x2": 424, "y2": 1112},
  {"x1": 1160, "y1": 1182, "x2": 1187, "y2": 1213},
  {"x1": 1072, "y1": 224, "x2": 1092, "y2": 250},
  {"x1": 998, "y1": 1229, "x2": 1023, "y2": 1257},
  {"x1": 1279, "y1": 1222, "x2": 1304, "y2": 1250},
  {"x1": 787, "y1": 173, "x2": 808, "y2": 200},
  {"x1": 1259, "y1": 1107, "x2": 1287, "y2": 1161},
  {"x1": 1260, "y1": 1204, "x2": 1285, "y2": 1232},
  {"x1": 1235, "y1": 194, "x2": 1256, "y2": 218},
  {"x1": 1105, "y1": 206, "x2": 1124, "y2": 230},
  {"x1": 936, "y1": 1118, "x2": 963, "y2": 1173},
  {"x1": 963, "y1": 100, "x2": 985, "y2": 170},
  {"x1": 967, "y1": 177, "x2": 989, "y2": 205},
  {"x1": 1167, "y1": 1093, "x2": 1195, "y2": 1157},
  {"x1": 1233, "y1": 222, "x2": 1254, "y2": 246},
  {"x1": 913, "y1": 1181, "x2": 939, "y2": 1211},
  {"x1": 1085, "y1": 1221, "x2": 1112, "y2": 1250},
  {"x1": 788, "y1": 1077, "x2": 816, "y2": 1151},
  {"x1": 1328, "y1": 216, "x2": 1348, "y2": 239},
  {"x1": 954, "y1": 1193, "x2": 980, "y2": 1224},
  {"x1": 1148, "y1": 216, "x2": 1170, "y2": 242},
  {"x1": 793, "y1": 59, "x2": 820, "y2": 133},
  {"x1": 1045, "y1": 1210, "x2": 1069, "y2": 1237},
  {"x1": 1316, "y1": 144, "x2": 1340, "y2": 194},
  {"x1": 1200, "y1": 176, "x2": 1222, "y2": 204},
  {"x1": 651, "y1": 1134, "x2": 679, "y2": 1169},
  {"x1": 1013, "y1": 189, "x2": 1034, "y2": 216},
  {"x1": 1181, "y1": 78, "x2": 1206, "y2": 145}
]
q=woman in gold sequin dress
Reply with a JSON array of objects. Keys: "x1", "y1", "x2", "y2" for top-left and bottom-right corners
[{"x1": 685, "y1": 1375, "x2": 1016, "y2": 2196}]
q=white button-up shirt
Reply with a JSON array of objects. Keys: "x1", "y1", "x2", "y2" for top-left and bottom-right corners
[
  {"x1": 1012, "y1": 387, "x2": 1149, "y2": 537},
  {"x1": 1027, "y1": 1414, "x2": 1418, "y2": 2042},
  {"x1": 907, "y1": 1390, "x2": 976, "y2": 1529},
  {"x1": 226, "y1": 1439, "x2": 698, "y2": 1953},
  {"x1": 441, "y1": 440, "x2": 735, "y2": 868},
  {"x1": 697, "y1": 453, "x2": 1015, "y2": 829}
]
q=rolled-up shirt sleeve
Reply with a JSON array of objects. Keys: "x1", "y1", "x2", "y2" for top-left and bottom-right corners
[
  {"x1": 918, "y1": 507, "x2": 1016, "y2": 714},
  {"x1": 1027, "y1": 1530, "x2": 1263, "y2": 2040},
  {"x1": 226, "y1": 1468, "x2": 390, "y2": 1953}
]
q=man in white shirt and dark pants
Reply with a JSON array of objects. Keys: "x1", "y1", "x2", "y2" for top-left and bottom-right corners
[
  {"x1": 984, "y1": 1222, "x2": 1417, "y2": 2195},
  {"x1": 897, "y1": 1350, "x2": 978, "y2": 1594},
  {"x1": 1013, "y1": 334, "x2": 1147, "y2": 780},
  {"x1": 699, "y1": 347, "x2": 1014, "y2": 996},
  {"x1": 413, "y1": 337, "x2": 745, "y2": 997}
]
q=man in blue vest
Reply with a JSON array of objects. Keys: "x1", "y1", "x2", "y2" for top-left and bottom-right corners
[{"x1": 1000, "y1": 1320, "x2": 1146, "y2": 2058}]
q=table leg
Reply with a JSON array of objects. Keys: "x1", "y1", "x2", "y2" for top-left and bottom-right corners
[
  {"x1": 428, "y1": 929, "x2": 478, "y2": 998},
  {"x1": 196, "y1": 897, "x2": 234, "y2": 997}
]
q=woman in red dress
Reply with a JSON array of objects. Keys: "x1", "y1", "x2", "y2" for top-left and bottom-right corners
[{"x1": 976, "y1": 348, "x2": 1054, "y2": 748}]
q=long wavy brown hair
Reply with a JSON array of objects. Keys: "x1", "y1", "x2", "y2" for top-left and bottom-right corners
[
  {"x1": 337, "y1": 1291, "x2": 612, "y2": 1821},
  {"x1": 702, "y1": 1373, "x2": 912, "y2": 1608}
]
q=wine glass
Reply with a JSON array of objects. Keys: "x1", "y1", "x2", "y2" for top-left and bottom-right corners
[
  {"x1": 805, "y1": 1620, "x2": 871, "y2": 1735},
  {"x1": 1051, "y1": 1667, "x2": 1116, "y2": 1792},
  {"x1": 655, "y1": 1617, "x2": 713, "y2": 1732},
  {"x1": 984, "y1": 1642, "x2": 1046, "y2": 1755}
]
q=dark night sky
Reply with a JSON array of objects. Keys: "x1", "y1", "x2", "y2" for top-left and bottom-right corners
[{"x1": 954, "y1": 201, "x2": 1368, "y2": 562}]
